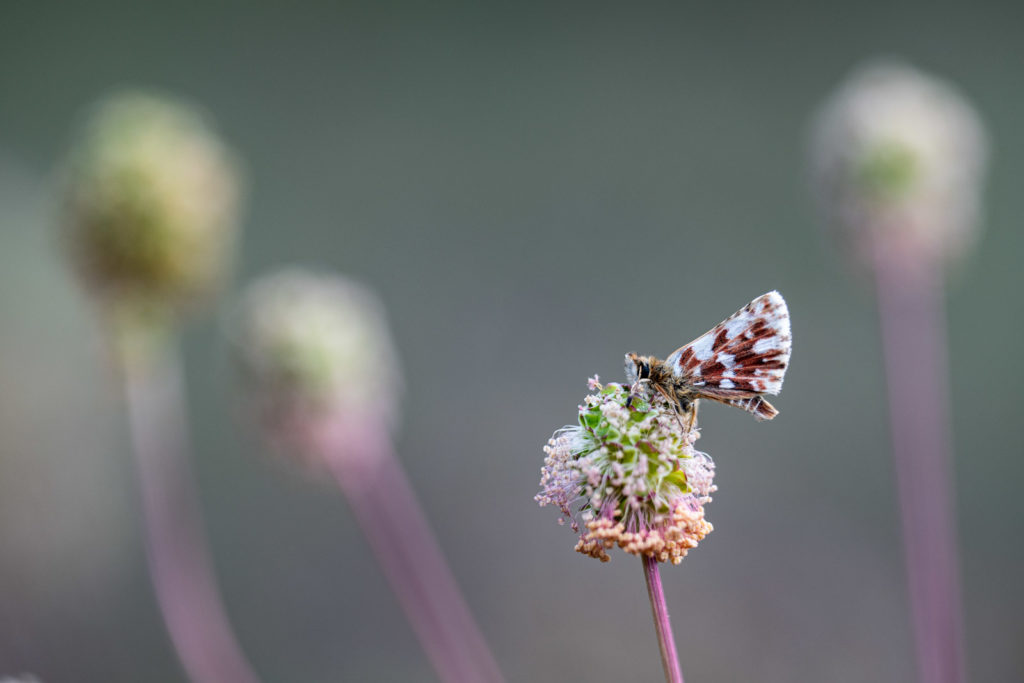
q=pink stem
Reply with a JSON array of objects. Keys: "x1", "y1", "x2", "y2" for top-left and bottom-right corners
[
  {"x1": 314, "y1": 416, "x2": 504, "y2": 683},
  {"x1": 643, "y1": 556, "x2": 684, "y2": 683},
  {"x1": 123, "y1": 350, "x2": 261, "y2": 683},
  {"x1": 874, "y1": 255, "x2": 966, "y2": 683}
]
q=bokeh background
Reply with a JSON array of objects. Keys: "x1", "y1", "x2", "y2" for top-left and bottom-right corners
[{"x1": 2, "y1": 2, "x2": 1023, "y2": 681}]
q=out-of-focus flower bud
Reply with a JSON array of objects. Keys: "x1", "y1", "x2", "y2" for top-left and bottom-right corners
[
  {"x1": 234, "y1": 269, "x2": 402, "y2": 456},
  {"x1": 811, "y1": 60, "x2": 987, "y2": 269},
  {"x1": 63, "y1": 91, "x2": 242, "y2": 318}
]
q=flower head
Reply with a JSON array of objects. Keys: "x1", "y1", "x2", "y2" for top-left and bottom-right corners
[
  {"x1": 63, "y1": 91, "x2": 242, "y2": 317},
  {"x1": 537, "y1": 377, "x2": 715, "y2": 564},
  {"x1": 234, "y1": 268, "x2": 402, "y2": 458},
  {"x1": 810, "y1": 60, "x2": 987, "y2": 269}
]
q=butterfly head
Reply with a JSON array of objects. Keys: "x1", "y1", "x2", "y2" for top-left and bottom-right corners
[{"x1": 624, "y1": 352, "x2": 653, "y2": 386}]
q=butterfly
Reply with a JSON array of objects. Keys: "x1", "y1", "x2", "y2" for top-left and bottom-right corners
[{"x1": 624, "y1": 291, "x2": 791, "y2": 424}]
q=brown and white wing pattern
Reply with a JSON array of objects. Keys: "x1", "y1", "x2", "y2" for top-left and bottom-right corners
[{"x1": 665, "y1": 291, "x2": 792, "y2": 420}]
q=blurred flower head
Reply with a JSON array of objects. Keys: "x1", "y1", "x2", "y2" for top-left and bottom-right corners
[
  {"x1": 235, "y1": 268, "x2": 402, "y2": 454},
  {"x1": 811, "y1": 60, "x2": 988, "y2": 268},
  {"x1": 63, "y1": 90, "x2": 242, "y2": 318},
  {"x1": 536, "y1": 377, "x2": 715, "y2": 564}
]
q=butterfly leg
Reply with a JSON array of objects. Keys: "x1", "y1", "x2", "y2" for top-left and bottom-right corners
[
  {"x1": 625, "y1": 381, "x2": 639, "y2": 408},
  {"x1": 648, "y1": 384, "x2": 689, "y2": 431},
  {"x1": 673, "y1": 408, "x2": 689, "y2": 432},
  {"x1": 685, "y1": 400, "x2": 699, "y2": 431},
  {"x1": 674, "y1": 399, "x2": 697, "y2": 432},
  {"x1": 626, "y1": 378, "x2": 652, "y2": 408}
]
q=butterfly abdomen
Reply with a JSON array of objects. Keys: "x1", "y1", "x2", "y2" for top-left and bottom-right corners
[{"x1": 724, "y1": 395, "x2": 778, "y2": 421}]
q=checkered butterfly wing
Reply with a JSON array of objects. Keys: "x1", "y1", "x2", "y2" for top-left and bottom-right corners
[{"x1": 665, "y1": 291, "x2": 792, "y2": 420}]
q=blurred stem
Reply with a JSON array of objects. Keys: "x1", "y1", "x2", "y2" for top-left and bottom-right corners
[
  {"x1": 643, "y1": 556, "x2": 684, "y2": 683},
  {"x1": 315, "y1": 416, "x2": 504, "y2": 683},
  {"x1": 874, "y1": 255, "x2": 965, "y2": 683},
  {"x1": 117, "y1": 324, "x2": 260, "y2": 683}
]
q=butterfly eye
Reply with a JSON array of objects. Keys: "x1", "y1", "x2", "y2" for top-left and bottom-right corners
[{"x1": 639, "y1": 361, "x2": 650, "y2": 380}]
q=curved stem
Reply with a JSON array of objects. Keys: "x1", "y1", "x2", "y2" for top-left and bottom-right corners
[
  {"x1": 875, "y1": 256, "x2": 965, "y2": 683},
  {"x1": 315, "y1": 417, "x2": 504, "y2": 683},
  {"x1": 122, "y1": 346, "x2": 261, "y2": 683},
  {"x1": 643, "y1": 556, "x2": 684, "y2": 683}
]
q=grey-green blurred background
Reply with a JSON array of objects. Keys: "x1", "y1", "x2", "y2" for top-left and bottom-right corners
[{"x1": 2, "y1": 2, "x2": 1022, "y2": 681}]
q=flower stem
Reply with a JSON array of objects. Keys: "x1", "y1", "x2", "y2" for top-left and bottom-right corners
[
  {"x1": 121, "y1": 344, "x2": 260, "y2": 683},
  {"x1": 316, "y1": 416, "x2": 504, "y2": 683},
  {"x1": 643, "y1": 556, "x2": 684, "y2": 683},
  {"x1": 874, "y1": 255, "x2": 966, "y2": 683}
]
